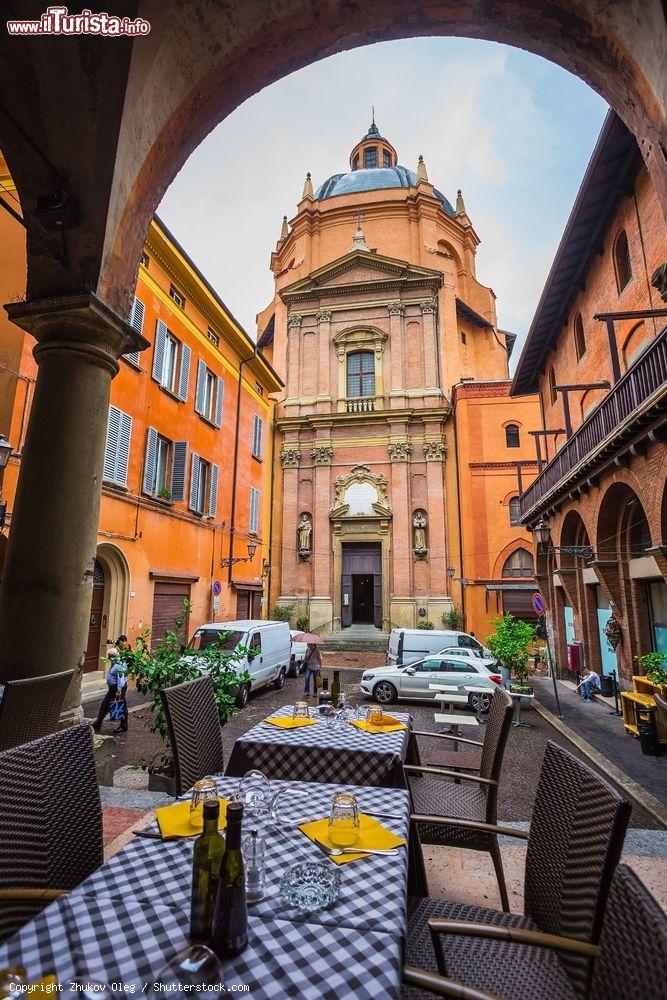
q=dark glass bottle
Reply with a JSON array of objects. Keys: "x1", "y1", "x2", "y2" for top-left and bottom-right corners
[
  {"x1": 318, "y1": 676, "x2": 331, "y2": 707},
  {"x1": 331, "y1": 669, "x2": 341, "y2": 708},
  {"x1": 189, "y1": 800, "x2": 225, "y2": 943},
  {"x1": 211, "y1": 801, "x2": 248, "y2": 959}
]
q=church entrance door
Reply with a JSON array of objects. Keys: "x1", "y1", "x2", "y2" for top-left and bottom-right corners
[{"x1": 341, "y1": 543, "x2": 382, "y2": 629}]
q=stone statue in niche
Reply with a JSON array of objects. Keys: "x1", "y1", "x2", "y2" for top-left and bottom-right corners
[
  {"x1": 297, "y1": 513, "x2": 312, "y2": 556},
  {"x1": 413, "y1": 511, "x2": 428, "y2": 556}
]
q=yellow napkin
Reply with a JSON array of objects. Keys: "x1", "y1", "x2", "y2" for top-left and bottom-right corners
[
  {"x1": 299, "y1": 813, "x2": 406, "y2": 865},
  {"x1": 350, "y1": 718, "x2": 407, "y2": 734},
  {"x1": 155, "y1": 798, "x2": 227, "y2": 839},
  {"x1": 264, "y1": 716, "x2": 317, "y2": 729}
]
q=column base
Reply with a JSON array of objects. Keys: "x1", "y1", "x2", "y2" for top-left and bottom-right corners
[{"x1": 307, "y1": 597, "x2": 334, "y2": 636}]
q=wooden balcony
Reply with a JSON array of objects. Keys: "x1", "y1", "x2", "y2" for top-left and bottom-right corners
[{"x1": 520, "y1": 326, "x2": 667, "y2": 521}]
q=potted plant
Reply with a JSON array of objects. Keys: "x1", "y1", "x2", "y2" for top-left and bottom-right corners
[
  {"x1": 634, "y1": 652, "x2": 667, "y2": 692},
  {"x1": 485, "y1": 613, "x2": 537, "y2": 709},
  {"x1": 126, "y1": 601, "x2": 248, "y2": 794},
  {"x1": 156, "y1": 486, "x2": 171, "y2": 501}
]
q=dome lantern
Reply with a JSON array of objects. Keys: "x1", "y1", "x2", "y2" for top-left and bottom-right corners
[{"x1": 349, "y1": 113, "x2": 398, "y2": 171}]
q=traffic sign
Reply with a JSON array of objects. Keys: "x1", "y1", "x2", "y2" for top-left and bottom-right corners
[
  {"x1": 532, "y1": 592, "x2": 545, "y2": 616},
  {"x1": 212, "y1": 580, "x2": 222, "y2": 596}
]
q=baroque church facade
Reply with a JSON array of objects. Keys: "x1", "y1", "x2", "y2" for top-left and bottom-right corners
[{"x1": 258, "y1": 120, "x2": 540, "y2": 637}]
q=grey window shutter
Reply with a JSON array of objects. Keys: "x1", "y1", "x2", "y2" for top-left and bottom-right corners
[
  {"x1": 116, "y1": 412, "x2": 132, "y2": 487},
  {"x1": 178, "y1": 343, "x2": 191, "y2": 401},
  {"x1": 214, "y1": 376, "x2": 224, "y2": 427},
  {"x1": 253, "y1": 414, "x2": 263, "y2": 457},
  {"x1": 143, "y1": 426, "x2": 158, "y2": 495},
  {"x1": 104, "y1": 407, "x2": 121, "y2": 483},
  {"x1": 208, "y1": 463, "x2": 219, "y2": 517},
  {"x1": 171, "y1": 441, "x2": 188, "y2": 501},
  {"x1": 195, "y1": 359, "x2": 206, "y2": 415},
  {"x1": 125, "y1": 297, "x2": 144, "y2": 366},
  {"x1": 189, "y1": 453, "x2": 201, "y2": 512},
  {"x1": 152, "y1": 319, "x2": 167, "y2": 383}
]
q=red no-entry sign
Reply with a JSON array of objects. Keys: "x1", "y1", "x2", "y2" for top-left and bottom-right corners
[{"x1": 532, "y1": 592, "x2": 545, "y2": 616}]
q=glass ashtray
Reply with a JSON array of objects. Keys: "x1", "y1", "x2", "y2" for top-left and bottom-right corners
[{"x1": 279, "y1": 862, "x2": 341, "y2": 912}]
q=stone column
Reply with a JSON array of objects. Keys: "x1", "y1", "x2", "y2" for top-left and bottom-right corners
[
  {"x1": 310, "y1": 436, "x2": 334, "y2": 633},
  {"x1": 388, "y1": 436, "x2": 413, "y2": 618},
  {"x1": 424, "y1": 438, "x2": 448, "y2": 610},
  {"x1": 278, "y1": 443, "x2": 302, "y2": 601},
  {"x1": 420, "y1": 298, "x2": 439, "y2": 389},
  {"x1": 315, "y1": 308, "x2": 332, "y2": 412},
  {"x1": 388, "y1": 301, "x2": 405, "y2": 409},
  {"x1": 0, "y1": 294, "x2": 147, "y2": 724}
]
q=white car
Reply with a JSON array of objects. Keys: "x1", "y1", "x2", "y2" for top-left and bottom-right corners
[
  {"x1": 360, "y1": 652, "x2": 503, "y2": 713},
  {"x1": 439, "y1": 645, "x2": 498, "y2": 668},
  {"x1": 289, "y1": 630, "x2": 309, "y2": 677}
]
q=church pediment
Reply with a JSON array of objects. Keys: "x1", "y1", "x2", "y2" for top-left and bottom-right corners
[{"x1": 281, "y1": 249, "x2": 442, "y2": 302}]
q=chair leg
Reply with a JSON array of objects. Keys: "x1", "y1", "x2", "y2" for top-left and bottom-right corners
[{"x1": 490, "y1": 839, "x2": 510, "y2": 913}]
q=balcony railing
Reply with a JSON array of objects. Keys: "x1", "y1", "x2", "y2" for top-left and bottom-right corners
[
  {"x1": 346, "y1": 396, "x2": 376, "y2": 413},
  {"x1": 520, "y1": 326, "x2": 667, "y2": 519}
]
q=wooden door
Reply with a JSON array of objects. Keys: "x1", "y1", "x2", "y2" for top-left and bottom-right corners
[
  {"x1": 151, "y1": 581, "x2": 190, "y2": 646},
  {"x1": 251, "y1": 591, "x2": 262, "y2": 619},
  {"x1": 236, "y1": 589, "x2": 250, "y2": 619},
  {"x1": 84, "y1": 561, "x2": 105, "y2": 673}
]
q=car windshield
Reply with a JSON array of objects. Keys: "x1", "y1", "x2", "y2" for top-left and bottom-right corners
[{"x1": 189, "y1": 629, "x2": 243, "y2": 652}]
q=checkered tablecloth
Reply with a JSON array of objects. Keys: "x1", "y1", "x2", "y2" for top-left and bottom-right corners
[
  {"x1": 0, "y1": 777, "x2": 411, "y2": 999},
  {"x1": 226, "y1": 705, "x2": 412, "y2": 787}
]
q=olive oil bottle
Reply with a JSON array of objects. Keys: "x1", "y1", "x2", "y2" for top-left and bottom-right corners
[
  {"x1": 189, "y1": 800, "x2": 225, "y2": 942},
  {"x1": 211, "y1": 801, "x2": 248, "y2": 958}
]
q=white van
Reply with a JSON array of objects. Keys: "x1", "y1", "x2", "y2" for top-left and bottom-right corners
[
  {"x1": 187, "y1": 620, "x2": 291, "y2": 708},
  {"x1": 386, "y1": 628, "x2": 493, "y2": 667}
]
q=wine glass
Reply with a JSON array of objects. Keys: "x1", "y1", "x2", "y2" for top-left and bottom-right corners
[
  {"x1": 328, "y1": 792, "x2": 360, "y2": 846},
  {"x1": 292, "y1": 701, "x2": 310, "y2": 719},
  {"x1": 355, "y1": 703, "x2": 369, "y2": 723},
  {"x1": 190, "y1": 778, "x2": 218, "y2": 828},
  {"x1": 368, "y1": 707, "x2": 384, "y2": 726}
]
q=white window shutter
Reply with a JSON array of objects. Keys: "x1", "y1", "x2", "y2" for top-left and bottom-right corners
[
  {"x1": 253, "y1": 414, "x2": 263, "y2": 458},
  {"x1": 143, "y1": 426, "x2": 158, "y2": 495},
  {"x1": 104, "y1": 407, "x2": 121, "y2": 483},
  {"x1": 195, "y1": 359, "x2": 206, "y2": 415},
  {"x1": 214, "y1": 376, "x2": 224, "y2": 427},
  {"x1": 171, "y1": 441, "x2": 188, "y2": 501},
  {"x1": 125, "y1": 297, "x2": 144, "y2": 366},
  {"x1": 250, "y1": 487, "x2": 260, "y2": 534},
  {"x1": 116, "y1": 412, "x2": 132, "y2": 487},
  {"x1": 152, "y1": 319, "x2": 167, "y2": 383},
  {"x1": 208, "y1": 463, "x2": 219, "y2": 517},
  {"x1": 178, "y1": 343, "x2": 191, "y2": 401},
  {"x1": 189, "y1": 453, "x2": 201, "y2": 512}
]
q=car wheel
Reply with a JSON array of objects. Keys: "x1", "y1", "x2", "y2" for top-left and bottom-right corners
[
  {"x1": 469, "y1": 691, "x2": 491, "y2": 713},
  {"x1": 373, "y1": 680, "x2": 398, "y2": 704},
  {"x1": 274, "y1": 668, "x2": 286, "y2": 691},
  {"x1": 235, "y1": 683, "x2": 250, "y2": 709}
]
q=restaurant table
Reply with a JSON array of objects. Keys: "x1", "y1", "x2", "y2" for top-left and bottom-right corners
[
  {"x1": 508, "y1": 689, "x2": 535, "y2": 728},
  {"x1": 0, "y1": 776, "x2": 412, "y2": 999},
  {"x1": 225, "y1": 704, "x2": 414, "y2": 787}
]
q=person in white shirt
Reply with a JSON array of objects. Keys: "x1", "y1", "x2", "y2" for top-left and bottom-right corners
[{"x1": 576, "y1": 668, "x2": 601, "y2": 702}]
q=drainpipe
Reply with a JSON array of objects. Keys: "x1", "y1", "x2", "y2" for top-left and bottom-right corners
[
  {"x1": 451, "y1": 387, "x2": 466, "y2": 626},
  {"x1": 266, "y1": 406, "x2": 277, "y2": 619},
  {"x1": 227, "y1": 349, "x2": 257, "y2": 586}
]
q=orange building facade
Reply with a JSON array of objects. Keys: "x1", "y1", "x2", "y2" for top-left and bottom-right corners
[
  {"x1": 258, "y1": 121, "x2": 540, "y2": 640},
  {"x1": 0, "y1": 157, "x2": 282, "y2": 688}
]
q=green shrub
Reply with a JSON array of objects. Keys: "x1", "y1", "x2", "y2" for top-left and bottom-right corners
[
  {"x1": 416, "y1": 619, "x2": 435, "y2": 630},
  {"x1": 295, "y1": 614, "x2": 310, "y2": 632},
  {"x1": 271, "y1": 604, "x2": 294, "y2": 623},
  {"x1": 485, "y1": 613, "x2": 537, "y2": 685},
  {"x1": 441, "y1": 607, "x2": 465, "y2": 630},
  {"x1": 634, "y1": 651, "x2": 667, "y2": 686}
]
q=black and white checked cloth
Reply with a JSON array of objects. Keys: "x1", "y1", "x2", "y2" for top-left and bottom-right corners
[
  {"x1": 0, "y1": 778, "x2": 410, "y2": 998},
  {"x1": 225, "y1": 706, "x2": 412, "y2": 786}
]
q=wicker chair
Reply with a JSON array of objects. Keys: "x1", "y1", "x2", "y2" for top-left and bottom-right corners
[
  {"x1": 403, "y1": 740, "x2": 632, "y2": 1000},
  {"x1": 160, "y1": 676, "x2": 225, "y2": 796},
  {"x1": 405, "y1": 686, "x2": 514, "y2": 910},
  {"x1": 402, "y1": 864, "x2": 665, "y2": 1000},
  {"x1": 0, "y1": 723, "x2": 103, "y2": 944},
  {"x1": 0, "y1": 669, "x2": 76, "y2": 751}
]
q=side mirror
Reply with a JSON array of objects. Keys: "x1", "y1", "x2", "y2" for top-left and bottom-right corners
[{"x1": 404, "y1": 666, "x2": 415, "y2": 676}]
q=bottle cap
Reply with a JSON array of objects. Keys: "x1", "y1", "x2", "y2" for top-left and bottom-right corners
[
  {"x1": 226, "y1": 800, "x2": 244, "y2": 823},
  {"x1": 203, "y1": 799, "x2": 220, "y2": 818}
]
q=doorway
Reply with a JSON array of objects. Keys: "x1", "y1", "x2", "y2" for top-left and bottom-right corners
[
  {"x1": 84, "y1": 559, "x2": 105, "y2": 673},
  {"x1": 352, "y1": 574, "x2": 374, "y2": 623},
  {"x1": 342, "y1": 543, "x2": 382, "y2": 628}
]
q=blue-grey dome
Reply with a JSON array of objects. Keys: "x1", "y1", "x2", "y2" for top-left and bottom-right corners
[{"x1": 314, "y1": 165, "x2": 456, "y2": 217}]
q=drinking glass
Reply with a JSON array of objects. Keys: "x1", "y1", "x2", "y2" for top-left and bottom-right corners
[
  {"x1": 355, "y1": 703, "x2": 369, "y2": 722},
  {"x1": 232, "y1": 770, "x2": 271, "y2": 822},
  {"x1": 367, "y1": 707, "x2": 384, "y2": 726},
  {"x1": 328, "y1": 791, "x2": 360, "y2": 846},
  {"x1": 190, "y1": 777, "x2": 218, "y2": 828},
  {"x1": 292, "y1": 701, "x2": 310, "y2": 719}
]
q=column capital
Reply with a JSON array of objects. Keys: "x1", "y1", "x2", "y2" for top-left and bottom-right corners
[
  {"x1": 281, "y1": 447, "x2": 301, "y2": 469},
  {"x1": 5, "y1": 293, "x2": 149, "y2": 375},
  {"x1": 388, "y1": 301, "x2": 405, "y2": 316},
  {"x1": 420, "y1": 297, "x2": 438, "y2": 315},
  {"x1": 287, "y1": 312, "x2": 303, "y2": 329},
  {"x1": 316, "y1": 308, "x2": 332, "y2": 324},
  {"x1": 311, "y1": 444, "x2": 333, "y2": 466},
  {"x1": 424, "y1": 439, "x2": 447, "y2": 462},
  {"x1": 388, "y1": 440, "x2": 413, "y2": 462}
]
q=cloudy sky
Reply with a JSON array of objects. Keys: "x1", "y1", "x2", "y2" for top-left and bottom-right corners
[{"x1": 159, "y1": 37, "x2": 607, "y2": 367}]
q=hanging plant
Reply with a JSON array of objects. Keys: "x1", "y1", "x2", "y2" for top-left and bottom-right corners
[{"x1": 603, "y1": 615, "x2": 622, "y2": 650}]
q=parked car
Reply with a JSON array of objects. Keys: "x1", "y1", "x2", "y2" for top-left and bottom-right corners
[
  {"x1": 187, "y1": 619, "x2": 291, "y2": 707},
  {"x1": 386, "y1": 627, "x2": 492, "y2": 667},
  {"x1": 289, "y1": 630, "x2": 309, "y2": 677},
  {"x1": 439, "y1": 645, "x2": 498, "y2": 668},
  {"x1": 360, "y1": 652, "x2": 503, "y2": 712}
]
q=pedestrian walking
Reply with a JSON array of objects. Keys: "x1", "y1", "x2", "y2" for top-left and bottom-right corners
[
  {"x1": 93, "y1": 634, "x2": 131, "y2": 733},
  {"x1": 302, "y1": 643, "x2": 322, "y2": 697},
  {"x1": 576, "y1": 668, "x2": 601, "y2": 702}
]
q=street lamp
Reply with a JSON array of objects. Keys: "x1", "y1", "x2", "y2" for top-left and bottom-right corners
[
  {"x1": 532, "y1": 517, "x2": 593, "y2": 560},
  {"x1": 533, "y1": 518, "x2": 551, "y2": 548},
  {"x1": 221, "y1": 538, "x2": 258, "y2": 568},
  {"x1": 246, "y1": 539, "x2": 257, "y2": 559},
  {"x1": 0, "y1": 434, "x2": 13, "y2": 530}
]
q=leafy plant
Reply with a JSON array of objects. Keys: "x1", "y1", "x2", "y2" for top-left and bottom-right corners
[
  {"x1": 441, "y1": 607, "x2": 465, "y2": 630},
  {"x1": 156, "y1": 487, "x2": 171, "y2": 500},
  {"x1": 634, "y1": 652, "x2": 667, "y2": 687},
  {"x1": 485, "y1": 614, "x2": 537, "y2": 685},
  {"x1": 416, "y1": 619, "x2": 435, "y2": 630},
  {"x1": 295, "y1": 614, "x2": 310, "y2": 632},
  {"x1": 126, "y1": 600, "x2": 248, "y2": 774},
  {"x1": 271, "y1": 604, "x2": 294, "y2": 623}
]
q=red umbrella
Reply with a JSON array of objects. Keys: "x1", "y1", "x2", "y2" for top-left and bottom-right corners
[{"x1": 292, "y1": 632, "x2": 324, "y2": 644}]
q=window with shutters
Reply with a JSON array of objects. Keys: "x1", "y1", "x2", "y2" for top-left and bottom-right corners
[
  {"x1": 103, "y1": 406, "x2": 132, "y2": 487},
  {"x1": 162, "y1": 332, "x2": 179, "y2": 393},
  {"x1": 347, "y1": 351, "x2": 375, "y2": 397},
  {"x1": 143, "y1": 428, "x2": 187, "y2": 501},
  {"x1": 188, "y1": 454, "x2": 219, "y2": 516},
  {"x1": 252, "y1": 414, "x2": 263, "y2": 460},
  {"x1": 508, "y1": 496, "x2": 521, "y2": 527},
  {"x1": 169, "y1": 284, "x2": 185, "y2": 308},
  {"x1": 249, "y1": 487, "x2": 260, "y2": 535},
  {"x1": 195, "y1": 360, "x2": 223, "y2": 426},
  {"x1": 152, "y1": 321, "x2": 191, "y2": 402},
  {"x1": 124, "y1": 296, "x2": 145, "y2": 368},
  {"x1": 154, "y1": 436, "x2": 172, "y2": 496}
]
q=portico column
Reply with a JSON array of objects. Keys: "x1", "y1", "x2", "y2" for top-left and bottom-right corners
[
  {"x1": 420, "y1": 298, "x2": 439, "y2": 389},
  {"x1": 388, "y1": 302, "x2": 405, "y2": 408},
  {"x1": 0, "y1": 294, "x2": 147, "y2": 724}
]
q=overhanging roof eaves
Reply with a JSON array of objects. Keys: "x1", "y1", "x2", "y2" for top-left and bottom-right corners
[
  {"x1": 510, "y1": 111, "x2": 642, "y2": 397},
  {"x1": 456, "y1": 297, "x2": 493, "y2": 328}
]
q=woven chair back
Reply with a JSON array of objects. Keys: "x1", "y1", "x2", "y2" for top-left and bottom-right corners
[
  {"x1": 525, "y1": 741, "x2": 631, "y2": 998},
  {"x1": 0, "y1": 723, "x2": 103, "y2": 943},
  {"x1": 160, "y1": 676, "x2": 225, "y2": 796},
  {"x1": 0, "y1": 669, "x2": 76, "y2": 751}
]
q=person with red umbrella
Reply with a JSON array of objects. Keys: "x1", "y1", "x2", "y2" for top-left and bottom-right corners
[{"x1": 293, "y1": 631, "x2": 324, "y2": 697}]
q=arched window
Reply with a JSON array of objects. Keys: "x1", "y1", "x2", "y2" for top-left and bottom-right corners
[
  {"x1": 364, "y1": 147, "x2": 377, "y2": 168},
  {"x1": 508, "y1": 497, "x2": 521, "y2": 526},
  {"x1": 548, "y1": 366, "x2": 557, "y2": 406},
  {"x1": 502, "y1": 548, "x2": 533, "y2": 578},
  {"x1": 574, "y1": 313, "x2": 586, "y2": 361},
  {"x1": 347, "y1": 351, "x2": 375, "y2": 398},
  {"x1": 505, "y1": 424, "x2": 520, "y2": 448},
  {"x1": 614, "y1": 229, "x2": 632, "y2": 294}
]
